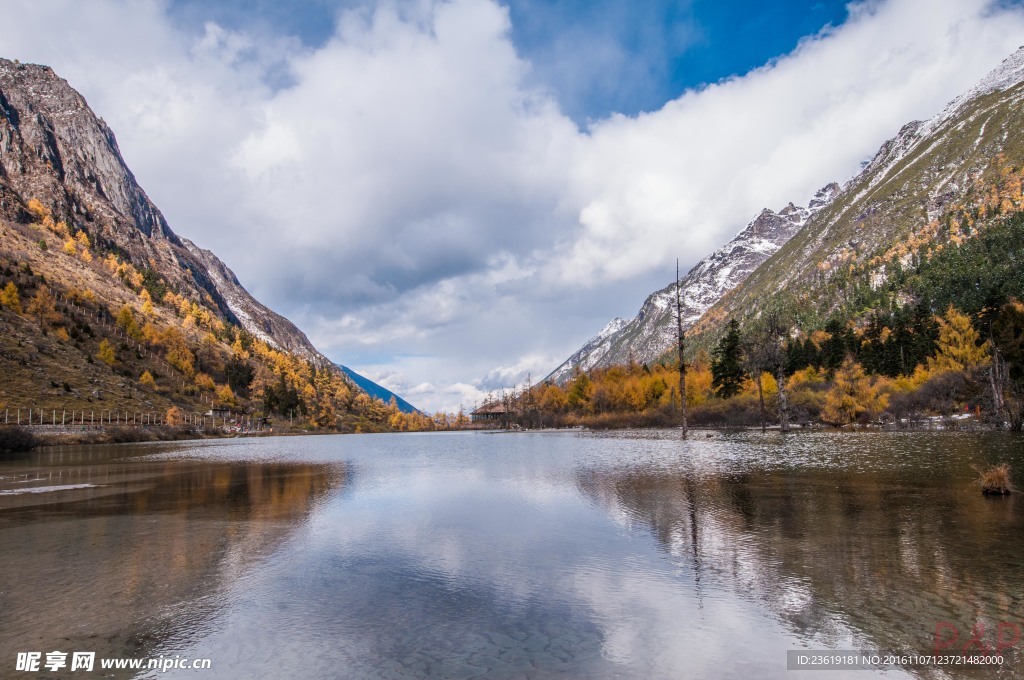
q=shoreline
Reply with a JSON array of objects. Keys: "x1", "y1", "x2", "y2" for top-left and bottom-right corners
[{"x1": 0, "y1": 418, "x2": 1011, "y2": 460}]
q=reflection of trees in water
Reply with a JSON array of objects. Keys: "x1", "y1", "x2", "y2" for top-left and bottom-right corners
[
  {"x1": 0, "y1": 457, "x2": 347, "y2": 669},
  {"x1": 576, "y1": 460, "x2": 1024, "y2": 670}
]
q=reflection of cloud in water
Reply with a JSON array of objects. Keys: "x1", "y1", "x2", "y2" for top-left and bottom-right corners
[
  {"x1": 573, "y1": 431, "x2": 1024, "y2": 675},
  {"x1": 576, "y1": 467, "x2": 886, "y2": 653},
  {"x1": 29, "y1": 430, "x2": 1017, "y2": 679},
  {"x1": 172, "y1": 451, "x2": 832, "y2": 679}
]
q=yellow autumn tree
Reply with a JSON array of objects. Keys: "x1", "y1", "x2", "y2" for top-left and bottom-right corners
[
  {"x1": 97, "y1": 338, "x2": 116, "y2": 365},
  {"x1": 820, "y1": 357, "x2": 887, "y2": 425},
  {"x1": 926, "y1": 305, "x2": 989, "y2": 373},
  {"x1": 26, "y1": 198, "x2": 50, "y2": 223},
  {"x1": 140, "y1": 370, "x2": 157, "y2": 389},
  {"x1": 686, "y1": 364, "x2": 714, "y2": 407},
  {"x1": 622, "y1": 375, "x2": 647, "y2": 411},
  {"x1": 231, "y1": 336, "x2": 250, "y2": 360},
  {"x1": 216, "y1": 384, "x2": 236, "y2": 406},
  {"x1": 308, "y1": 369, "x2": 342, "y2": 428},
  {"x1": 26, "y1": 285, "x2": 59, "y2": 327},
  {"x1": 165, "y1": 405, "x2": 185, "y2": 426},
  {"x1": 161, "y1": 325, "x2": 195, "y2": 376},
  {"x1": 141, "y1": 322, "x2": 161, "y2": 345},
  {"x1": 115, "y1": 304, "x2": 140, "y2": 339},
  {"x1": 139, "y1": 289, "x2": 155, "y2": 318},
  {"x1": 0, "y1": 282, "x2": 21, "y2": 313},
  {"x1": 539, "y1": 384, "x2": 568, "y2": 413},
  {"x1": 68, "y1": 287, "x2": 96, "y2": 304}
]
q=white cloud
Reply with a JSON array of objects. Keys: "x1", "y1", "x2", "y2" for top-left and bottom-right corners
[
  {"x1": 355, "y1": 349, "x2": 560, "y2": 414},
  {"x1": 560, "y1": 0, "x2": 1024, "y2": 283},
  {"x1": 3, "y1": 0, "x2": 1024, "y2": 412}
]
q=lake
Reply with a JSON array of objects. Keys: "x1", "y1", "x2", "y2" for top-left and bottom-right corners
[{"x1": 1, "y1": 430, "x2": 1022, "y2": 678}]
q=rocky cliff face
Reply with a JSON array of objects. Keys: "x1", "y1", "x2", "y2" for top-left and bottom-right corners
[
  {"x1": 0, "y1": 58, "x2": 324, "y2": 362},
  {"x1": 545, "y1": 183, "x2": 839, "y2": 383}
]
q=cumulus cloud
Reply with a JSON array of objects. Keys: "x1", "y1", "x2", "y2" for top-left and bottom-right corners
[
  {"x1": 2, "y1": 0, "x2": 1024, "y2": 412},
  {"x1": 560, "y1": 0, "x2": 1024, "y2": 283},
  {"x1": 227, "y1": 0, "x2": 577, "y2": 305}
]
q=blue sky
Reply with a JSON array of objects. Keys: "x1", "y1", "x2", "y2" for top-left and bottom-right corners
[
  {"x1": 166, "y1": 0, "x2": 851, "y2": 123},
  {"x1": 5, "y1": 0, "x2": 1024, "y2": 412}
]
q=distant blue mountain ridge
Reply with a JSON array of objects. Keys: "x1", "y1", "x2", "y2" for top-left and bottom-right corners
[{"x1": 337, "y1": 365, "x2": 422, "y2": 415}]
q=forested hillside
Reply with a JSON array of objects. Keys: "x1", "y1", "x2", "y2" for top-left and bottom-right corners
[
  {"x1": 0, "y1": 58, "x2": 437, "y2": 434},
  {"x1": 511, "y1": 49, "x2": 1024, "y2": 431}
]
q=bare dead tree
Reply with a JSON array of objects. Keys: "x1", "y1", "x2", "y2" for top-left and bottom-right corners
[
  {"x1": 745, "y1": 309, "x2": 792, "y2": 433},
  {"x1": 989, "y1": 342, "x2": 1007, "y2": 427},
  {"x1": 764, "y1": 311, "x2": 791, "y2": 433},
  {"x1": 676, "y1": 259, "x2": 688, "y2": 438},
  {"x1": 741, "y1": 338, "x2": 768, "y2": 432}
]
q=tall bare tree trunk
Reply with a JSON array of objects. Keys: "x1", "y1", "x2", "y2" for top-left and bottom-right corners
[
  {"x1": 990, "y1": 343, "x2": 1006, "y2": 428},
  {"x1": 756, "y1": 371, "x2": 766, "y2": 432},
  {"x1": 676, "y1": 259, "x2": 688, "y2": 438},
  {"x1": 775, "y1": 366, "x2": 790, "y2": 433}
]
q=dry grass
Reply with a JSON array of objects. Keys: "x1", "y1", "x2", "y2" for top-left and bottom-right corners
[
  {"x1": 36, "y1": 425, "x2": 205, "y2": 446},
  {"x1": 977, "y1": 463, "x2": 1014, "y2": 495},
  {"x1": 0, "y1": 219, "x2": 234, "y2": 419}
]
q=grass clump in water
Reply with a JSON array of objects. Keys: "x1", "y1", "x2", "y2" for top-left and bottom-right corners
[{"x1": 977, "y1": 463, "x2": 1013, "y2": 496}]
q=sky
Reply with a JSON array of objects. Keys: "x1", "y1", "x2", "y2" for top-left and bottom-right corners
[{"x1": 2, "y1": 0, "x2": 1024, "y2": 413}]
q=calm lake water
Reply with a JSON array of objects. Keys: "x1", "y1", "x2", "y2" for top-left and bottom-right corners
[{"x1": 1, "y1": 430, "x2": 1023, "y2": 679}]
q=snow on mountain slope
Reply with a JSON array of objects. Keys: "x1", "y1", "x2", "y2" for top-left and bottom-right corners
[
  {"x1": 545, "y1": 183, "x2": 839, "y2": 383},
  {"x1": 689, "y1": 46, "x2": 1024, "y2": 338}
]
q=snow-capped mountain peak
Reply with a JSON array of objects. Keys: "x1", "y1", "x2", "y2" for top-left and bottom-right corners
[{"x1": 544, "y1": 183, "x2": 838, "y2": 383}]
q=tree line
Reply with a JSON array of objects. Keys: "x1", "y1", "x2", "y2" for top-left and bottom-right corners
[
  {"x1": 496, "y1": 299, "x2": 1021, "y2": 431},
  {"x1": 499, "y1": 166, "x2": 1024, "y2": 431}
]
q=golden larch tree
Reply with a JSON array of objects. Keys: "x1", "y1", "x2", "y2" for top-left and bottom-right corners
[
  {"x1": 820, "y1": 357, "x2": 888, "y2": 426},
  {"x1": 97, "y1": 339, "x2": 116, "y2": 366},
  {"x1": 927, "y1": 305, "x2": 989, "y2": 373},
  {"x1": 0, "y1": 282, "x2": 21, "y2": 313}
]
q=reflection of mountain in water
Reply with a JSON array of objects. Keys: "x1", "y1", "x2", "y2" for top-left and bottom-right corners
[
  {"x1": 0, "y1": 450, "x2": 346, "y2": 670},
  {"x1": 576, "y1": 456, "x2": 1024, "y2": 670}
]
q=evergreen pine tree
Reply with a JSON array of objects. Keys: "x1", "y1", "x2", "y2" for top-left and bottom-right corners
[
  {"x1": 909, "y1": 301, "x2": 939, "y2": 368},
  {"x1": 821, "y1": 318, "x2": 855, "y2": 370},
  {"x1": 711, "y1": 319, "x2": 746, "y2": 398}
]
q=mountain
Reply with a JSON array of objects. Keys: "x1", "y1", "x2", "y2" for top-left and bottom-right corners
[
  {"x1": 0, "y1": 58, "x2": 324, "y2": 363},
  {"x1": 337, "y1": 365, "x2": 421, "y2": 415},
  {"x1": 545, "y1": 183, "x2": 839, "y2": 383},
  {"x1": 0, "y1": 57, "x2": 421, "y2": 429},
  {"x1": 686, "y1": 46, "x2": 1024, "y2": 343}
]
